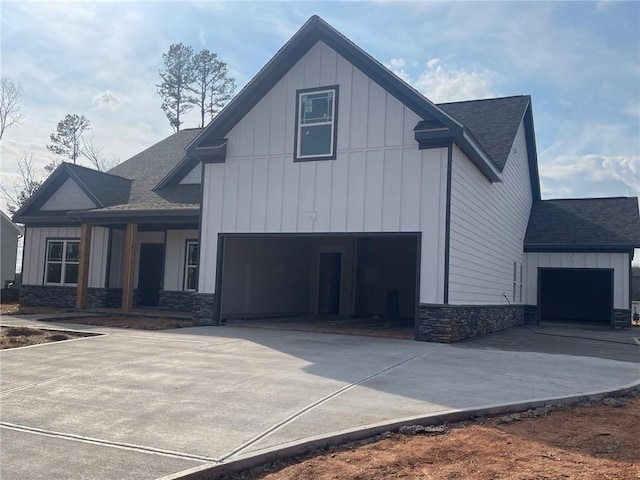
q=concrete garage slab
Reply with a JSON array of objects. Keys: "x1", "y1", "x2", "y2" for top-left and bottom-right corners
[
  {"x1": 453, "y1": 323, "x2": 640, "y2": 363},
  {"x1": 1, "y1": 316, "x2": 639, "y2": 480}
]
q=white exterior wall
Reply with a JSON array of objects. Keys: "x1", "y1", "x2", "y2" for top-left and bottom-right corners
[
  {"x1": 40, "y1": 178, "x2": 96, "y2": 211},
  {"x1": 1, "y1": 217, "x2": 20, "y2": 286},
  {"x1": 21, "y1": 225, "x2": 110, "y2": 287},
  {"x1": 448, "y1": 121, "x2": 533, "y2": 304},
  {"x1": 525, "y1": 251, "x2": 630, "y2": 309},
  {"x1": 21, "y1": 226, "x2": 81, "y2": 285},
  {"x1": 88, "y1": 227, "x2": 109, "y2": 288},
  {"x1": 199, "y1": 41, "x2": 448, "y2": 304},
  {"x1": 164, "y1": 229, "x2": 199, "y2": 291}
]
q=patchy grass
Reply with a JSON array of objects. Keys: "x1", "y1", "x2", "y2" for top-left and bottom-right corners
[
  {"x1": 0, "y1": 302, "x2": 69, "y2": 316},
  {"x1": 48, "y1": 316, "x2": 195, "y2": 330},
  {"x1": 1, "y1": 326, "x2": 93, "y2": 349}
]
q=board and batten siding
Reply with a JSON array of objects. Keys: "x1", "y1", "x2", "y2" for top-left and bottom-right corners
[
  {"x1": 1, "y1": 217, "x2": 20, "y2": 286},
  {"x1": 199, "y1": 40, "x2": 449, "y2": 304},
  {"x1": 21, "y1": 226, "x2": 110, "y2": 287},
  {"x1": 525, "y1": 252, "x2": 630, "y2": 309},
  {"x1": 40, "y1": 178, "x2": 96, "y2": 211},
  {"x1": 448, "y1": 121, "x2": 533, "y2": 304}
]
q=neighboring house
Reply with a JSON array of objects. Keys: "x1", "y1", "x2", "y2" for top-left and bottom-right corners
[
  {"x1": 13, "y1": 16, "x2": 640, "y2": 342},
  {"x1": 1, "y1": 211, "x2": 22, "y2": 287}
]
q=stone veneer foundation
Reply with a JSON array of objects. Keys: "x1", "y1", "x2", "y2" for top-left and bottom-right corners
[
  {"x1": 192, "y1": 293, "x2": 217, "y2": 325},
  {"x1": 416, "y1": 304, "x2": 539, "y2": 343},
  {"x1": 158, "y1": 291, "x2": 194, "y2": 312},
  {"x1": 613, "y1": 309, "x2": 632, "y2": 329},
  {"x1": 20, "y1": 285, "x2": 123, "y2": 309}
]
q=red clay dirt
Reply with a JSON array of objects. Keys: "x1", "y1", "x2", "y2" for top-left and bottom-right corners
[{"x1": 228, "y1": 395, "x2": 640, "y2": 480}]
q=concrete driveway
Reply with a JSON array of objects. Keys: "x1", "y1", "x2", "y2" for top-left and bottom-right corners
[{"x1": 1, "y1": 315, "x2": 638, "y2": 480}]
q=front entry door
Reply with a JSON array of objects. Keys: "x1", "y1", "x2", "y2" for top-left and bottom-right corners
[
  {"x1": 138, "y1": 243, "x2": 164, "y2": 307},
  {"x1": 318, "y1": 252, "x2": 341, "y2": 315}
]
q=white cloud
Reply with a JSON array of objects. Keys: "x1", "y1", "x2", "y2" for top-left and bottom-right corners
[
  {"x1": 92, "y1": 91, "x2": 120, "y2": 111},
  {"x1": 540, "y1": 154, "x2": 640, "y2": 198},
  {"x1": 388, "y1": 57, "x2": 498, "y2": 103}
]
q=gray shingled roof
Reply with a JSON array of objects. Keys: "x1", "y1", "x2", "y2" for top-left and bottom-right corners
[
  {"x1": 102, "y1": 128, "x2": 203, "y2": 211},
  {"x1": 65, "y1": 163, "x2": 131, "y2": 207},
  {"x1": 525, "y1": 197, "x2": 640, "y2": 248},
  {"x1": 438, "y1": 96, "x2": 530, "y2": 172}
]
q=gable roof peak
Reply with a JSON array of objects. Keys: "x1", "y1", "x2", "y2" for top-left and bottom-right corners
[{"x1": 187, "y1": 15, "x2": 463, "y2": 155}]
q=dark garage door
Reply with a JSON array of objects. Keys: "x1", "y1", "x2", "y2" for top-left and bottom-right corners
[{"x1": 539, "y1": 268, "x2": 612, "y2": 324}]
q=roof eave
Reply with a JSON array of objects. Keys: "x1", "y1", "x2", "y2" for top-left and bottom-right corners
[
  {"x1": 524, "y1": 244, "x2": 638, "y2": 253},
  {"x1": 457, "y1": 131, "x2": 502, "y2": 183}
]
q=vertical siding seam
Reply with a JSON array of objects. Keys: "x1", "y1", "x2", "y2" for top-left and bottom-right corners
[
  {"x1": 328, "y1": 160, "x2": 334, "y2": 232},
  {"x1": 380, "y1": 150, "x2": 386, "y2": 229},
  {"x1": 399, "y1": 149, "x2": 405, "y2": 230},
  {"x1": 248, "y1": 160, "x2": 255, "y2": 231},
  {"x1": 279, "y1": 157, "x2": 285, "y2": 232},
  {"x1": 263, "y1": 160, "x2": 269, "y2": 232},
  {"x1": 346, "y1": 153, "x2": 351, "y2": 230},
  {"x1": 312, "y1": 161, "x2": 317, "y2": 232}
]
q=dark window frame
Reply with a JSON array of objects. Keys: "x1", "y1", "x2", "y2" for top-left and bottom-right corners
[
  {"x1": 183, "y1": 239, "x2": 199, "y2": 291},
  {"x1": 294, "y1": 85, "x2": 339, "y2": 162},
  {"x1": 44, "y1": 238, "x2": 80, "y2": 286}
]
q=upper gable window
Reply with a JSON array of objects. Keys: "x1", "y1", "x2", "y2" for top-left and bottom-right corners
[{"x1": 295, "y1": 86, "x2": 338, "y2": 161}]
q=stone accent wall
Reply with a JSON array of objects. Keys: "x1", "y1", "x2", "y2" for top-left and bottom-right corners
[
  {"x1": 159, "y1": 290, "x2": 193, "y2": 312},
  {"x1": 612, "y1": 309, "x2": 631, "y2": 329},
  {"x1": 20, "y1": 285, "x2": 123, "y2": 308},
  {"x1": 20, "y1": 285, "x2": 76, "y2": 308},
  {"x1": 192, "y1": 293, "x2": 217, "y2": 326},
  {"x1": 524, "y1": 305, "x2": 539, "y2": 325},
  {"x1": 417, "y1": 304, "x2": 531, "y2": 343},
  {"x1": 87, "y1": 288, "x2": 122, "y2": 308}
]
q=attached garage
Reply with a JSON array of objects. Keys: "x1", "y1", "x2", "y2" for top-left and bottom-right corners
[
  {"x1": 539, "y1": 268, "x2": 613, "y2": 324},
  {"x1": 215, "y1": 233, "x2": 419, "y2": 329},
  {"x1": 524, "y1": 198, "x2": 640, "y2": 329}
]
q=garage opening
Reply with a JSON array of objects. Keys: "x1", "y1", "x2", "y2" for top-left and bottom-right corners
[
  {"x1": 539, "y1": 268, "x2": 613, "y2": 325},
  {"x1": 216, "y1": 234, "x2": 419, "y2": 337}
]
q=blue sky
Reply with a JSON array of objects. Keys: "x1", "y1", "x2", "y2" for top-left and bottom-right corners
[{"x1": 1, "y1": 1, "x2": 639, "y2": 259}]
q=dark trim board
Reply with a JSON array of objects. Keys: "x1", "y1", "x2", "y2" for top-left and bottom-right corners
[
  {"x1": 525, "y1": 245, "x2": 637, "y2": 253},
  {"x1": 523, "y1": 104, "x2": 541, "y2": 201},
  {"x1": 214, "y1": 234, "x2": 225, "y2": 326},
  {"x1": 443, "y1": 142, "x2": 453, "y2": 304}
]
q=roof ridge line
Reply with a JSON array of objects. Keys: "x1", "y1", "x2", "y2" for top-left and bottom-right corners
[{"x1": 436, "y1": 95, "x2": 530, "y2": 106}]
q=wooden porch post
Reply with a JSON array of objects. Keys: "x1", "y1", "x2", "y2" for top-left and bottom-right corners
[
  {"x1": 75, "y1": 223, "x2": 92, "y2": 309},
  {"x1": 121, "y1": 223, "x2": 138, "y2": 312}
]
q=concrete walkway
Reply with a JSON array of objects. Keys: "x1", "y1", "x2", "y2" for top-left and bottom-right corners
[{"x1": 1, "y1": 315, "x2": 638, "y2": 480}]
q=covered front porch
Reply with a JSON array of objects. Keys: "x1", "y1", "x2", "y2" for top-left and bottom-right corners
[{"x1": 70, "y1": 210, "x2": 200, "y2": 314}]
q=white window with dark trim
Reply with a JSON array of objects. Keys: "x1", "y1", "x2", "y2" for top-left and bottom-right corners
[
  {"x1": 184, "y1": 241, "x2": 198, "y2": 291},
  {"x1": 295, "y1": 86, "x2": 338, "y2": 161},
  {"x1": 45, "y1": 239, "x2": 80, "y2": 285}
]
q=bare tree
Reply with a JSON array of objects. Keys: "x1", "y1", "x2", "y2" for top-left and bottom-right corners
[
  {"x1": 188, "y1": 50, "x2": 236, "y2": 128},
  {"x1": 82, "y1": 136, "x2": 119, "y2": 171},
  {"x1": 0, "y1": 77, "x2": 22, "y2": 141},
  {"x1": 47, "y1": 114, "x2": 91, "y2": 164},
  {"x1": 157, "y1": 43, "x2": 195, "y2": 131},
  {"x1": 1, "y1": 151, "x2": 42, "y2": 215}
]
